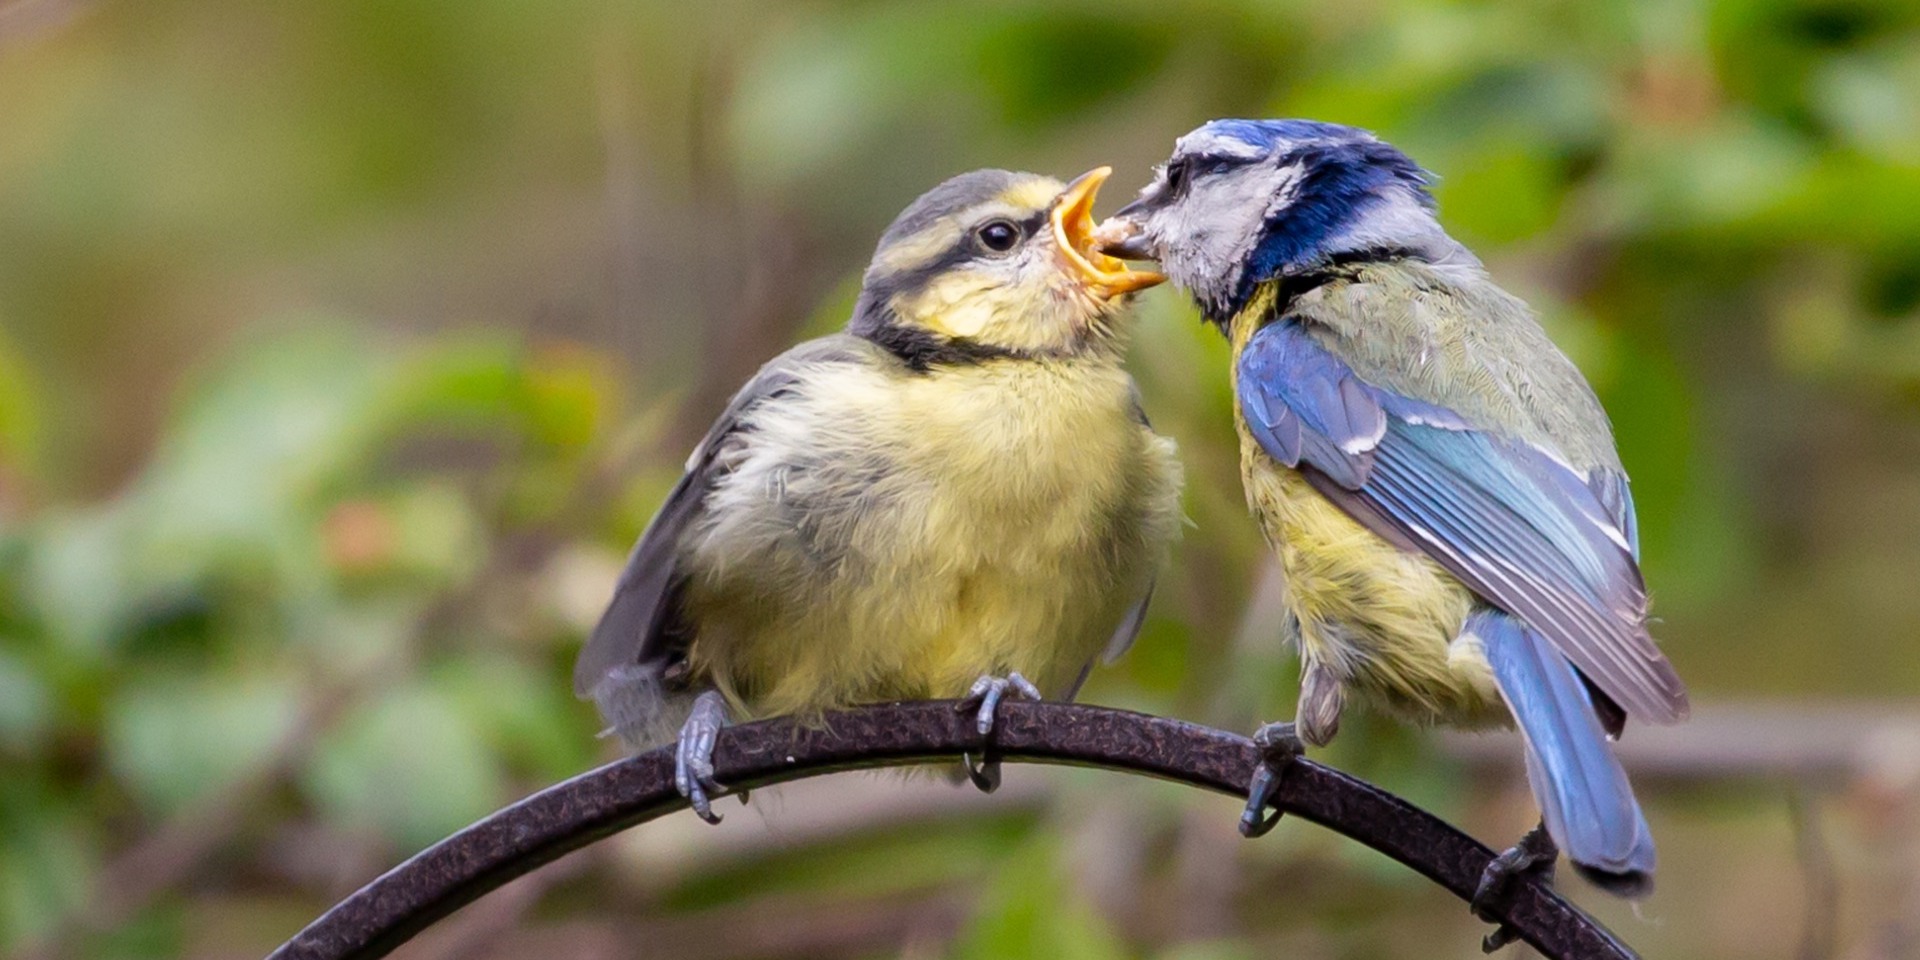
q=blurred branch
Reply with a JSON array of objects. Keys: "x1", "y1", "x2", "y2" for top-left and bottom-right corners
[
  {"x1": 1790, "y1": 788, "x2": 1838, "y2": 960},
  {"x1": 1439, "y1": 701, "x2": 1920, "y2": 784},
  {"x1": 265, "y1": 701, "x2": 1640, "y2": 960}
]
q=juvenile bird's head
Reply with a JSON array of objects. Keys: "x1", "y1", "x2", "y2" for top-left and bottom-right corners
[
  {"x1": 1097, "y1": 119, "x2": 1470, "y2": 325},
  {"x1": 851, "y1": 168, "x2": 1163, "y2": 368}
]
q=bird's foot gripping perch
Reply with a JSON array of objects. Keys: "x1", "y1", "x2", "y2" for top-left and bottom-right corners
[
  {"x1": 1471, "y1": 822, "x2": 1558, "y2": 952},
  {"x1": 957, "y1": 672, "x2": 1043, "y2": 793},
  {"x1": 675, "y1": 690, "x2": 746, "y2": 824},
  {"x1": 1240, "y1": 721, "x2": 1305, "y2": 838}
]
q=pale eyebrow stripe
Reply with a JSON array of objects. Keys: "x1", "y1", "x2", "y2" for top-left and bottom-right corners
[{"x1": 874, "y1": 199, "x2": 1047, "y2": 274}]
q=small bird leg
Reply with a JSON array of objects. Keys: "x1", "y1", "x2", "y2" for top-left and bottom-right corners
[
  {"x1": 1296, "y1": 660, "x2": 1345, "y2": 747},
  {"x1": 1240, "y1": 721, "x2": 1304, "y2": 838},
  {"x1": 674, "y1": 690, "x2": 734, "y2": 824},
  {"x1": 957, "y1": 672, "x2": 1043, "y2": 793},
  {"x1": 1471, "y1": 821, "x2": 1558, "y2": 952}
]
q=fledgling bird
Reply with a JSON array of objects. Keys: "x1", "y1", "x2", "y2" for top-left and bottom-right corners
[
  {"x1": 575, "y1": 167, "x2": 1183, "y2": 821},
  {"x1": 1097, "y1": 120, "x2": 1688, "y2": 947}
]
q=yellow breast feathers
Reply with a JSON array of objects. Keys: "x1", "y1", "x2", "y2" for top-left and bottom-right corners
[{"x1": 685, "y1": 353, "x2": 1182, "y2": 719}]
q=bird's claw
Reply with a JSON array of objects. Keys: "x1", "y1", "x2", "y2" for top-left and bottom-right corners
[
  {"x1": 675, "y1": 691, "x2": 735, "y2": 825},
  {"x1": 1471, "y1": 823, "x2": 1558, "y2": 952},
  {"x1": 963, "y1": 672, "x2": 1043, "y2": 736},
  {"x1": 957, "y1": 672, "x2": 1042, "y2": 793},
  {"x1": 1240, "y1": 721, "x2": 1304, "y2": 838},
  {"x1": 961, "y1": 751, "x2": 1001, "y2": 792}
]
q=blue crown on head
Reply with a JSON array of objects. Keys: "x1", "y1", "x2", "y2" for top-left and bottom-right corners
[{"x1": 1205, "y1": 120, "x2": 1436, "y2": 303}]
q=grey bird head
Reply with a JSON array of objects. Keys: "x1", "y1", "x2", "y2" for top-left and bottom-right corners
[{"x1": 1096, "y1": 119, "x2": 1474, "y2": 324}]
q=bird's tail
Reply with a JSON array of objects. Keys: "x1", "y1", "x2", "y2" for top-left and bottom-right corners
[
  {"x1": 1473, "y1": 609, "x2": 1655, "y2": 897},
  {"x1": 588, "y1": 663, "x2": 692, "y2": 751}
]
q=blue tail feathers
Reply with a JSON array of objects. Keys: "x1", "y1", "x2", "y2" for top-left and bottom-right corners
[{"x1": 1474, "y1": 609, "x2": 1655, "y2": 896}]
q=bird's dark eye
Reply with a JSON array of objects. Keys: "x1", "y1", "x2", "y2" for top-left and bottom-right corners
[
  {"x1": 975, "y1": 219, "x2": 1021, "y2": 253},
  {"x1": 1165, "y1": 158, "x2": 1190, "y2": 195}
]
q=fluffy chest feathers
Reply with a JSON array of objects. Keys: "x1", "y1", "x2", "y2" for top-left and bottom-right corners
[
  {"x1": 705, "y1": 353, "x2": 1151, "y2": 571},
  {"x1": 888, "y1": 359, "x2": 1141, "y2": 520},
  {"x1": 822, "y1": 358, "x2": 1151, "y2": 576},
  {"x1": 684, "y1": 351, "x2": 1179, "y2": 715}
]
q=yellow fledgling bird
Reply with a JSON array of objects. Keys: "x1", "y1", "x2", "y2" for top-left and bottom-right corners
[{"x1": 574, "y1": 168, "x2": 1184, "y2": 820}]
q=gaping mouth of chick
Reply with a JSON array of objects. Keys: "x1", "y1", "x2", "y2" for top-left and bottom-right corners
[{"x1": 1052, "y1": 167, "x2": 1165, "y2": 298}]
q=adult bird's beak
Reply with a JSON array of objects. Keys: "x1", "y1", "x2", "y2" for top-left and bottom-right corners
[
  {"x1": 1091, "y1": 211, "x2": 1156, "y2": 261},
  {"x1": 1052, "y1": 167, "x2": 1164, "y2": 298}
]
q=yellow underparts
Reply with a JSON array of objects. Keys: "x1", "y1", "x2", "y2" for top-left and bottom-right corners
[
  {"x1": 682, "y1": 351, "x2": 1183, "y2": 722},
  {"x1": 1230, "y1": 303, "x2": 1508, "y2": 730}
]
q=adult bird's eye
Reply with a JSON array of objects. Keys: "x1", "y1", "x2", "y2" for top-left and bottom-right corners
[
  {"x1": 1165, "y1": 158, "x2": 1189, "y2": 195},
  {"x1": 976, "y1": 219, "x2": 1021, "y2": 253}
]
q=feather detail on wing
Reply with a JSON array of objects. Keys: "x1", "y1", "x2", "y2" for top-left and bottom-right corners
[
  {"x1": 571, "y1": 336, "x2": 872, "y2": 703},
  {"x1": 1237, "y1": 320, "x2": 1688, "y2": 724}
]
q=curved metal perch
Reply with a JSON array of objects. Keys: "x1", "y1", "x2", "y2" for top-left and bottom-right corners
[{"x1": 266, "y1": 700, "x2": 1638, "y2": 960}]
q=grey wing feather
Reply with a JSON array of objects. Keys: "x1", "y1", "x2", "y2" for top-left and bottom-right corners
[
  {"x1": 571, "y1": 335, "x2": 874, "y2": 704},
  {"x1": 1587, "y1": 469, "x2": 1641, "y2": 561},
  {"x1": 569, "y1": 469, "x2": 702, "y2": 698},
  {"x1": 1097, "y1": 392, "x2": 1164, "y2": 670},
  {"x1": 1102, "y1": 580, "x2": 1154, "y2": 666},
  {"x1": 1061, "y1": 582, "x2": 1154, "y2": 702},
  {"x1": 1066, "y1": 390, "x2": 1162, "y2": 700}
]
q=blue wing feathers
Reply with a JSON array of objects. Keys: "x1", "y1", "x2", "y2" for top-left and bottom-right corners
[
  {"x1": 1241, "y1": 385, "x2": 1303, "y2": 465},
  {"x1": 1238, "y1": 323, "x2": 1382, "y2": 488},
  {"x1": 1587, "y1": 469, "x2": 1641, "y2": 560},
  {"x1": 1236, "y1": 320, "x2": 1687, "y2": 724}
]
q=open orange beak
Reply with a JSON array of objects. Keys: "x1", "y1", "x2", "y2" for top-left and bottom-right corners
[{"x1": 1052, "y1": 166, "x2": 1165, "y2": 298}]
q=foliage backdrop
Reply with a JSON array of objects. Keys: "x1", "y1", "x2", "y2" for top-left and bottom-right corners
[{"x1": 3, "y1": 1, "x2": 1920, "y2": 958}]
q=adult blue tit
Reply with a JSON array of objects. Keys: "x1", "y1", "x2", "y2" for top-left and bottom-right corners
[
  {"x1": 1097, "y1": 120, "x2": 1687, "y2": 944},
  {"x1": 575, "y1": 168, "x2": 1183, "y2": 821}
]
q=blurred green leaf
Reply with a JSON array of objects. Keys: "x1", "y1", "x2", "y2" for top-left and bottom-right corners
[
  {"x1": 104, "y1": 669, "x2": 301, "y2": 814},
  {"x1": 666, "y1": 808, "x2": 1035, "y2": 910},
  {"x1": 26, "y1": 506, "x2": 135, "y2": 656},
  {"x1": 0, "y1": 650, "x2": 52, "y2": 751},
  {"x1": 137, "y1": 327, "x2": 383, "y2": 553},
  {"x1": 305, "y1": 680, "x2": 504, "y2": 849},
  {"x1": 0, "y1": 328, "x2": 44, "y2": 487},
  {"x1": 436, "y1": 655, "x2": 593, "y2": 781},
  {"x1": 971, "y1": 11, "x2": 1173, "y2": 129},
  {"x1": 1431, "y1": 142, "x2": 1564, "y2": 247},
  {"x1": 0, "y1": 780, "x2": 95, "y2": 952},
  {"x1": 951, "y1": 835, "x2": 1127, "y2": 960}
]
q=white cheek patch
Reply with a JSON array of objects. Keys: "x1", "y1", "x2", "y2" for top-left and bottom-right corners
[
  {"x1": 1155, "y1": 161, "x2": 1306, "y2": 301},
  {"x1": 898, "y1": 271, "x2": 997, "y2": 338},
  {"x1": 897, "y1": 253, "x2": 1047, "y2": 342},
  {"x1": 933, "y1": 297, "x2": 995, "y2": 338},
  {"x1": 1260, "y1": 164, "x2": 1305, "y2": 221}
]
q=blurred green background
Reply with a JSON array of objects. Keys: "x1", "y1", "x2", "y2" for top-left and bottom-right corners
[{"x1": 4, "y1": 0, "x2": 1920, "y2": 957}]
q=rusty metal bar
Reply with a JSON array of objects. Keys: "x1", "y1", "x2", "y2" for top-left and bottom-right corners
[{"x1": 265, "y1": 700, "x2": 1638, "y2": 960}]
